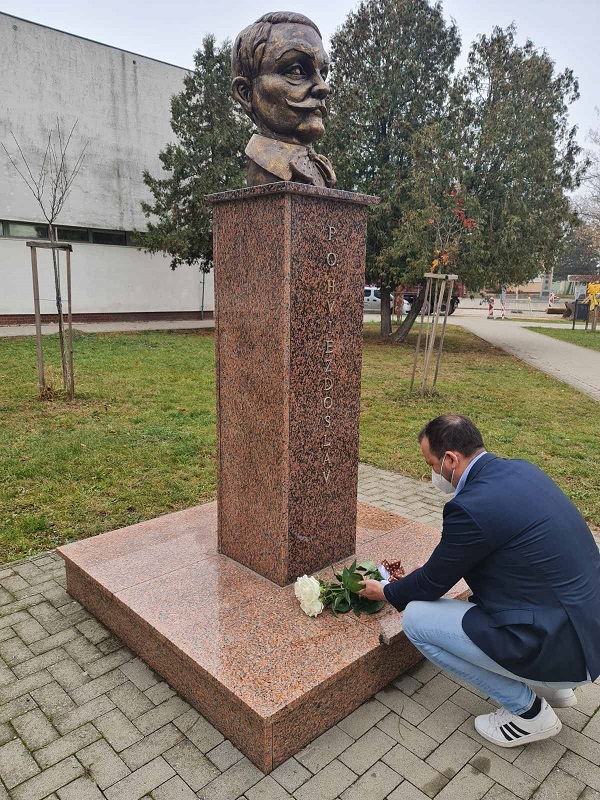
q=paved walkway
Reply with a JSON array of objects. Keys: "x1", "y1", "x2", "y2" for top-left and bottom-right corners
[
  {"x1": 0, "y1": 320, "x2": 215, "y2": 338},
  {"x1": 358, "y1": 464, "x2": 445, "y2": 530},
  {"x1": 1, "y1": 466, "x2": 599, "y2": 800},
  {"x1": 449, "y1": 315, "x2": 600, "y2": 401}
]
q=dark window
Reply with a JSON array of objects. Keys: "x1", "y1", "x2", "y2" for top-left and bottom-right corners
[
  {"x1": 56, "y1": 226, "x2": 90, "y2": 243},
  {"x1": 374, "y1": 289, "x2": 381, "y2": 299},
  {"x1": 90, "y1": 229, "x2": 127, "y2": 246},
  {"x1": 364, "y1": 289, "x2": 370, "y2": 298},
  {"x1": 7, "y1": 221, "x2": 48, "y2": 239},
  {"x1": 2, "y1": 221, "x2": 137, "y2": 246}
]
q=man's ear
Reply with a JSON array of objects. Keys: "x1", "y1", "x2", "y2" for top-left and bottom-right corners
[
  {"x1": 232, "y1": 76, "x2": 253, "y2": 116},
  {"x1": 446, "y1": 451, "x2": 460, "y2": 470}
]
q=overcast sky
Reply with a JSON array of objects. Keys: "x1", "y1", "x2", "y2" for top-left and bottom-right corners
[{"x1": 3, "y1": 0, "x2": 599, "y2": 150}]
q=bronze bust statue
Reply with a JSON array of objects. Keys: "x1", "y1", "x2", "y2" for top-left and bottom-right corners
[{"x1": 232, "y1": 12, "x2": 336, "y2": 188}]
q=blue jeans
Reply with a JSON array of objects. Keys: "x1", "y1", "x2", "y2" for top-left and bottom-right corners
[{"x1": 402, "y1": 599, "x2": 590, "y2": 715}]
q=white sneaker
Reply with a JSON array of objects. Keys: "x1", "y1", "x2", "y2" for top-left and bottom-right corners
[
  {"x1": 475, "y1": 699, "x2": 562, "y2": 747},
  {"x1": 533, "y1": 687, "x2": 577, "y2": 708}
]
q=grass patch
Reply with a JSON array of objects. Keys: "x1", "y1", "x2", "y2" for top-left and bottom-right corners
[
  {"x1": 504, "y1": 316, "x2": 584, "y2": 325},
  {"x1": 0, "y1": 331, "x2": 217, "y2": 561},
  {"x1": 359, "y1": 326, "x2": 599, "y2": 526},
  {"x1": 1, "y1": 326, "x2": 598, "y2": 562},
  {"x1": 527, "y1": 326, "x2": 600, "y2": 352}
]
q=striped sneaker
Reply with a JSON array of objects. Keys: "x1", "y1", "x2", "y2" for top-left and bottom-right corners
[
  {"x1": 474, "y1": 699, "x2": 562, "y2": 747},
  {"x1": 534, "y1": 687, "x2": 577, "y2": 708}
]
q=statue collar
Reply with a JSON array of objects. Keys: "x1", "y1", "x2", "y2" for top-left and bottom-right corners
[{"x1": 245, "y1": 134, "x2": 336, "y2": 188}]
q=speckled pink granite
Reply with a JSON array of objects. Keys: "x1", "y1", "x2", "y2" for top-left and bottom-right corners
[
  {"x1": 207, "y1": 183, "x2": 379, "y2": 586},
  {"x1": 58, "y1": 501, "x2": 468, "y2": 773},
  {"x1": 57, "y1": 504, "x2": 218, "y2": 594}
]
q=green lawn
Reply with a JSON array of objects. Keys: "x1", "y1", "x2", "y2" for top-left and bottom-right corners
[
  {"x1": 528, "y1": 326, "x2": 600, "y2": 352},
  {"x1": 0, "y1": 331, "x2": 217, "y2": 562},
  {"x1": 1, "y1": 326, "x2": 598, "y2": 563},
  {"x1": 505, "y1": 317, "x2": 584, "y2": 325}
]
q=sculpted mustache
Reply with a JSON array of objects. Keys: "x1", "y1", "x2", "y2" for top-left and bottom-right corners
[{"x1": 285, "y1": 99, "x2": 328, "y2": 116}]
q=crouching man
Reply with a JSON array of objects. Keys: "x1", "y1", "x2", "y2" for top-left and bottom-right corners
[{"x1": 358, "y1": 414, "x2": 600, "y2": 747}]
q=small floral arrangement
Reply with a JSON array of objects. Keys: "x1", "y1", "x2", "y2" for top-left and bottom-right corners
[
  {"x1": 381, "y1": 559, "x2": 405, "y2": 582},
  {"x1": 294, "y1": 560, "x2": 387, "y2": 618}
]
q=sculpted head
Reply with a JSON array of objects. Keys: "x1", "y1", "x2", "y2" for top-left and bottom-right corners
[{"x1": 232, "y1": 12, "x2": 330, "y2": 146}]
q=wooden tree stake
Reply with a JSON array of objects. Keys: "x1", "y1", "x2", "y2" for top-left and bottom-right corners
[
  {"x1": 29, "y1": 246, "x2": 45, "y2": 397},
  {"x1": 421, "y1": 277, "x2": 445, "y2": 394},
  {"x1": 66, "y1": 248, "x2": 75, "y2": 400},
  {"x1": 27, "y1": 241, "x2": 74, "y2": 399},
  {"x1": 433, "y1": 279, "x2": 455, "y2": 388},
  {"x1": 410, "y1": 273, "x2": 458, "y2": 395},
  {"x1": 410, "y1": 277, "x2": 431, "y2": 391}
]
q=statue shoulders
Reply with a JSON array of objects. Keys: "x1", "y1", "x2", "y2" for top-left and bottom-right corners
[
  {"x1": 245, "y1": 159, "x2": 286, "y2": 187},
  {"x1": 245, "y1": 135, "x2": 296, "y2": 182},
  {"x1": 245, "y1": 134, "x2": 335, "y2": 188}
]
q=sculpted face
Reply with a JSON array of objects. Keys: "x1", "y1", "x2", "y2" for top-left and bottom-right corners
[{"x1": 239, "y1": 23, "x2": 330, "y2": 145}]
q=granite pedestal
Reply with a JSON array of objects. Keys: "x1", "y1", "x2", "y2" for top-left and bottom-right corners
[
  {"x1": 58, "y1": 502, "x2": 468, "y2": 773},
  {"x1": 58, "y1": 182, "x2": 468, "y2": 772},
  {"x1": 207, "y1": 183, "x2": 379, "y2": 586}
]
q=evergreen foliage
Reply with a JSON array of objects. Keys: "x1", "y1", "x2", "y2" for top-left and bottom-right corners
[
  {"x1": 455, "y1": 26, "x2": 586, "y2": 289},
  {"x1": 327, "y1": 5, "x2": 585, "y2": 334},
  {"x1": 137, "y1": 36, "x2": 249, "y2": 271},
  {"x1": 326, "y1": 0, "x2": 461, "y2": 332}
]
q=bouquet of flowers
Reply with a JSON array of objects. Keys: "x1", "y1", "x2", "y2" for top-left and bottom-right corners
[{"x1": 294, "y1": 560, "x2": 387, "y2": 618}]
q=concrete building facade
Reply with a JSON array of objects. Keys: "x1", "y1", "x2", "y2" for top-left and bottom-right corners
[{"x1": 0, "y1": 12, "x2": 214, "y2": 323}]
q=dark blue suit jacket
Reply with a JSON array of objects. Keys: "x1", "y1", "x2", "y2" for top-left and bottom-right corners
[{"x1": 384, "y1": 453, "x2": 600, "y2": 682}]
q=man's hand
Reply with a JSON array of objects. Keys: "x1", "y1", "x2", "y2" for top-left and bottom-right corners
[{"x1": 356, "y1": 579, "x2": 386, "y2": 602}]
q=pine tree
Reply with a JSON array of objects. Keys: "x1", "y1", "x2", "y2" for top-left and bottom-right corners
[
  {"x1": 138, "y1": 36, "x2": 250, "y2": 271},
  {"x1": 326, "y1": 0, "x2": 461, "y2": 334},
  {"x1": 385, "y1": 121, "x2": 484, "y2": 341},
  {"x1": 457, "y1": 26, "x2": 586, "y2": 289}
]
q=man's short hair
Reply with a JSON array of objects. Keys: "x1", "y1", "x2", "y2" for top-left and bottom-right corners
[
  {"x1": 232, "y1": 12, "x2": 322, "y2": 83},
  {"x1": 418, "y1": 414, "x2": 485, "y2": 458}
]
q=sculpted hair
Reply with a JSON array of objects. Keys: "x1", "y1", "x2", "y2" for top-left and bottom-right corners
[
  {"x1": 419, "y1": 414, "x2": 485, "y2": 458},
  {"x1": 232, "y1": 12, "x2": 322, "y2": 83}
]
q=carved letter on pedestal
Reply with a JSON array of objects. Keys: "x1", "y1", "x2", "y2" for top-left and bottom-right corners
[
  {"x1": 209, "y1": 183, "x2": 377, "y2": 585},
  {"x1": 320, "y1": 224, "x2": 339, "y2": 485}
]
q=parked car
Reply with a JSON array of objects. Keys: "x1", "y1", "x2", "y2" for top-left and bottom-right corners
[
  {"x1": 403, "y1": 282, "x2": 464, "y2": 315},
  {"x1": 364, "y1": 286, "x2": 411, "y2": 314}
]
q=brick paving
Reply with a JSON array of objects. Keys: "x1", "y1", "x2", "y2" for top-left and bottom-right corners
[
  {"x1": 1, "y1": 468, "x2": 599, "y2": 799},
  {"x1": 358, "y1": 464, "x2": 445, "y2": 530}
]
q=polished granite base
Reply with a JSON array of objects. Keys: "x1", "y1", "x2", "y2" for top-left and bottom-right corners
[{"x1": 57, "y1": 501, "x2": 468, "y2": 773}]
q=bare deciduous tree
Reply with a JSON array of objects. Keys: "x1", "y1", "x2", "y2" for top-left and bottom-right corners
[
  {"x1": 2, "y1": 120, "x2": 88, "y2": 395},
  {"x1": 578, "y1": 118, "x2": 600, "y2": 247}
]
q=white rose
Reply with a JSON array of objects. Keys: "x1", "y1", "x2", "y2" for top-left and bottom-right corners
[{"x1": 294, "y1": 575, "x2": 324, "y2": 617}]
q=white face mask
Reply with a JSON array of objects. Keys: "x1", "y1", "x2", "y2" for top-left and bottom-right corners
[{"x1": 431, "y1": 454, "x2": 455, "y2": 494}]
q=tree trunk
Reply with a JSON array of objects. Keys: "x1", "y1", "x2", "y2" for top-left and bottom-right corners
[
  {"x1": 380, "y1": 285, "x2": 392, "y2": 336},
  {"x1": 49, "y1": 224, "x2": 69, "y2": 391},
  {"x1": 391, "y1": 283, "x2": 427, "y2": 342}
]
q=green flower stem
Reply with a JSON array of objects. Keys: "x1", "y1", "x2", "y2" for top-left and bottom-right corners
[{"x1": 318, "y1": 560, "x2": 386, "y2": 616}]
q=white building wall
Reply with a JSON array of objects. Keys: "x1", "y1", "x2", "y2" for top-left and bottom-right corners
[
  {"x1": 0, "y1": 12, "x2": 214, "y2": 316},
  {"x1": 1, "y1": 239, "x2": 213, "y2": 316}
]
